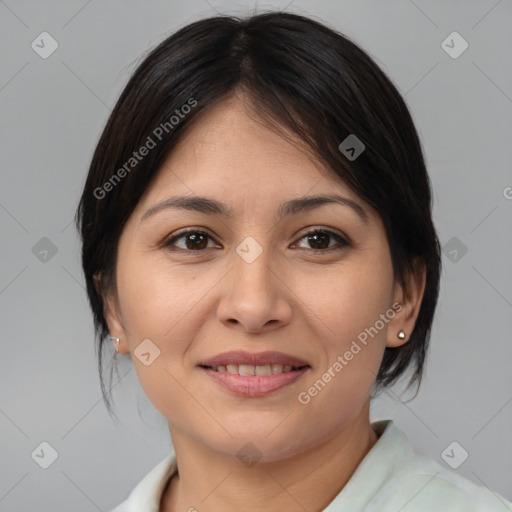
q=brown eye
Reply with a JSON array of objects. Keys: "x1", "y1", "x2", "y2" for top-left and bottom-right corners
[
  {"x1": 163, "y1": 229, "x2": 215, "y2": 251},
  {"x1": 295, "y1": 229, "x2": 350, "y2": 253}
]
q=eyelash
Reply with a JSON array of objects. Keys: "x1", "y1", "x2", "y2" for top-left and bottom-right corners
[{"x1": 161, "y1": 227, "x2": 351, "y2": 255}]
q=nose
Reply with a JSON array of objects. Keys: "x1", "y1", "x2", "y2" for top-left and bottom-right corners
[{"x1": 216, "y1": 243, "x2": 293, "y2": 334}]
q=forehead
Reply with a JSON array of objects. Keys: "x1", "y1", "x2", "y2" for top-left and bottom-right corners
[
  {"x1": 167, "y1": 95, "x2": 320, "y2": 176},
  {"x1": 143, "y1": 95, "x2": 361, "y2": 204}
]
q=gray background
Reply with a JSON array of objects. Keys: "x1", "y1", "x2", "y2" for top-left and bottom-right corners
[{"x1": 1, "y1": 0, "x2": 511, "y2": 510}]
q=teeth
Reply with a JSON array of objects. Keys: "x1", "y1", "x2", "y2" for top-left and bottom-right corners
[
  {"x1": 255, "y1": 365, "x2": 272, "y2": 376},
  {"x1": 212, "y1": 364, "x2": 299, "y2": 375},
  {"x1": 271, "y1": 364, "x2": 282, "y2": 375}
]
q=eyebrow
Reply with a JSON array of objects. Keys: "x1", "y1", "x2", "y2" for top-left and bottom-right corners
[{"x1": 140, "y1": 193, "x2": 369, "y2": 224}]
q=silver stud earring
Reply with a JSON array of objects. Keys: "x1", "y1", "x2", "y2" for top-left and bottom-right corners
[
  {"x1": 109, "y1": 336, "x2": 120, "y2": 352},
  {"x1": 397, "y1": 330, "x2": 406, "y2": 340}
]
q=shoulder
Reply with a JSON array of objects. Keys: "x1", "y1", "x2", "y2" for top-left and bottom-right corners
[
  {"x1": 380, "y1": 460, "x2": 511, "y2": 511},
  {"x1": 108, "y1": 499, "x2": 128, "y2": 512},
  {"x1": 369, "y1": 421, "x2": 512, "y2": 512},
  {"x1": 107, "y1": 452, "x2": 177, "y2": 512}
]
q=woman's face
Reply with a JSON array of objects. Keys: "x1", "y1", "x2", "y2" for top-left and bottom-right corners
[{"x1": 105, "y1": 94, "x2": 417, "y2": 461}]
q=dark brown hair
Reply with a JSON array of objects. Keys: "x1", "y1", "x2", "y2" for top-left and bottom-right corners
[{"x1": 75, "y1": 11, "x2": 441, "y2": 418}]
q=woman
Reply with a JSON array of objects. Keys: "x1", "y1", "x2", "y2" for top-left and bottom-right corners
[{"x1": 75, "y1": 11, "x2": 511, "y2": 512}]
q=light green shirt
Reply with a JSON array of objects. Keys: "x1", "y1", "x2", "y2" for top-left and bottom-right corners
[{"x1": 110, "y1": 419, "x2": 512, "y2": 511}]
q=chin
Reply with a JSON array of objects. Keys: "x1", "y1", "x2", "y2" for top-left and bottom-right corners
[{"x1": 201, "y1": 427, "x2": 312, "y2": 464}]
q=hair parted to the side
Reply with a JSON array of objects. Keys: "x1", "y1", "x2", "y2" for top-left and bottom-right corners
[{"x1": 75, "y1": 11, "x2": 441, "y2": 419}]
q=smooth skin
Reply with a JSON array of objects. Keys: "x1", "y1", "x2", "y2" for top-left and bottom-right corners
[{"x1": 102, "y1": 91, "x2": 426, "y2": 512}]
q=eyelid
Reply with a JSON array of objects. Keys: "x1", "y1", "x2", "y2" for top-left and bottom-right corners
[{"x1": 295, "y1": 225, "x2": 348, "y2": 241}]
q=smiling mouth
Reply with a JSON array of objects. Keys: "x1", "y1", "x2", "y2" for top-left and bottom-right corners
[{"x1": 200, "y1": 364, "x2": 310, "y2": 376}]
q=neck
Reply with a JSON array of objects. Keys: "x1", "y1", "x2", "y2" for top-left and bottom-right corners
[{"x1": 160, "y1": 402, "x2": 379, "y2": 512}]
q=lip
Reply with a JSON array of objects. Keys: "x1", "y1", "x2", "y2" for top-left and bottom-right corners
[
  {"x1": 201, "y1": 366, "x2": 311, "y2": 397},
  {"x1": 198, "y1": 350, "x2": 310, "y2": 368}
]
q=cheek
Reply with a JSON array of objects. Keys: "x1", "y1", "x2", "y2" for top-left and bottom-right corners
[
  {"x1": 115, "y1": 255, "x2": 197, "y2": 415},
  {"x1": 293, "y1": 250, "x2": 393, "y2": 401},
  {"x1": 294, "y1": 267, "x2": 391, "y2": 438},
  {"x1": 299, "y1": 257, "x2": 393, "y2": 344},
  {"x1": 116, "y1": 250, "x2": 200, "y2": 342}
]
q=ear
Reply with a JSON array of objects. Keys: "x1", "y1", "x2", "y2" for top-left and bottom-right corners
[
  {"x1": 386, "y1": 259, "x2": 426, "y2": 348},
  {"x1": 94, "y1": 272, "x2": 130, "y2": 355}
]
